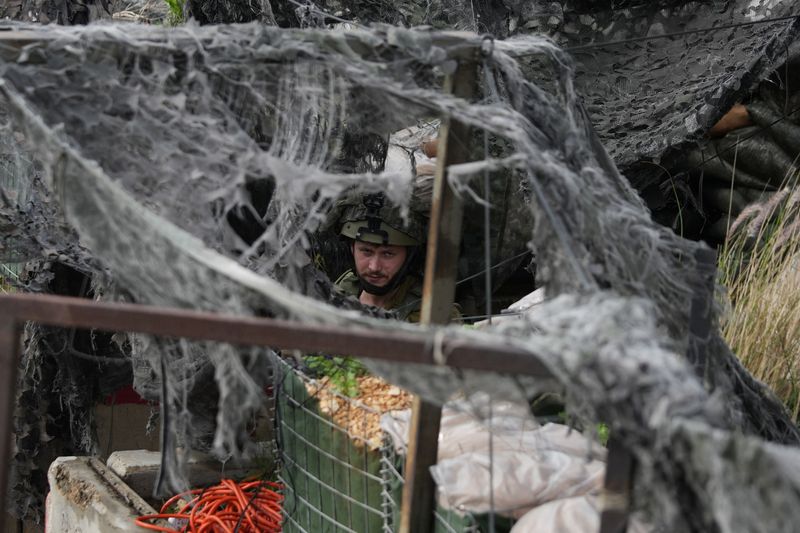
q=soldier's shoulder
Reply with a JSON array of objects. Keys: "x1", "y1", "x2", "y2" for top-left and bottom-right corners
[{"x1": 334, "y1": 270, "x2": 360, "y2": 297}]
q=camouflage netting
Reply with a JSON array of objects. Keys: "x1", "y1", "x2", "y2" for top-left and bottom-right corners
[
  {"x1": 2, "y1": 9, "x2": 800, "y2": 533},
  {"x1": 286, "y1": 0, "x2": 800, "y2": 242},
  {"x1": 502, "y1": 0, "x2": 800, "y2": 242}
]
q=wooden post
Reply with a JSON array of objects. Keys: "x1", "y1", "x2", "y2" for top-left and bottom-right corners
[
  {"x1": 399, "y1": 60, "x2": 477, "y2": 533},
  {"x1": 599, "y1": 438, "x2": 634, "y2": 533},
  {"x1": 0, "y1": 319, "x2": 22, "y2": 517},
  {"x1": 598, "y1": 246, "x2": 717, "y2": 533}
]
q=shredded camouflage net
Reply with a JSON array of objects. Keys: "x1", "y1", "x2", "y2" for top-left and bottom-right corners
[{"x1": 2, "y1": 16, "x2": 800, "y2": 532}]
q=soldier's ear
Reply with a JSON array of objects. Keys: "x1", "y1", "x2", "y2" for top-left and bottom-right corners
[{"x1": 350, "y1": 241, "x2": 355, "y2": 256}]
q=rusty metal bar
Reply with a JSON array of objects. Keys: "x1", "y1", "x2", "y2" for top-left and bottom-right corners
[
  {"x1": 0, "y1": 293, "x2": 548, "y2": 375},
  {"x1": 0, "y1": 292, "x2": 554, "y2": 522}
]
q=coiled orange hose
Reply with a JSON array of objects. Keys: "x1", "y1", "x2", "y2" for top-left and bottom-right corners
[{"x1": 135, "y1": 479, "x2": 283, "y2": 532}]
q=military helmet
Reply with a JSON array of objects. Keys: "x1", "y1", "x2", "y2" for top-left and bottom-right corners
[
  {"x1": 337, "y1": 192, "x2": 427, "y2": 247},
  {"x1": 340, "y1": 219, "x2": 421, "y2": 246}
]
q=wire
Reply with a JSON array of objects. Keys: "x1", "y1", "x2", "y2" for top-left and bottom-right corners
[
  {"x1": 460, "y1": 310, "x2": 525, "y2": 322},
  {"x1": 135, "y1": 479, "x2": 283, "y2": 533},
  {"x1": 1, "y1": 263, "x2": 20, "y2": 279},
  {"x1": 517, "y1": 13, "x2": 800, "y2": 56},
  {"x1": 456, "y1": 249, "x2": 531, "y2": 286},
  {"x1": 390, "y1": 249, "x2": 532, "y2": 318}
]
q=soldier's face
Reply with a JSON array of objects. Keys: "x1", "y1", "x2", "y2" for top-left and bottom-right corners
[{"x1": 352, "y1": 241, "x2": 408, "y2": 287}]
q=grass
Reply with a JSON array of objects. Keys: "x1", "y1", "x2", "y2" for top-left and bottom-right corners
[
  {"x1": 163, "y1": 0, "x2": 185, "y2": 24},
  {"x1": 719, "y1": 184, "x2": 800, "y2": 419}
]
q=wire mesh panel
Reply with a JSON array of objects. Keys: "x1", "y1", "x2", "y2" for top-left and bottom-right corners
[
  {"x1": 276, "y1": 360, "x2": 478, "y2": 532},
  {"x1": 378, "y1": 440, "x2": 479, "y2": 533},
  {"x1": 1, "y1": 263, "x2": 20, "y2": 293}
]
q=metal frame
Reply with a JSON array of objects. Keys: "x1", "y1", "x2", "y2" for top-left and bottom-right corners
[
  {"x1": 0, "y1": 293, "x2": 638, "y2": 530},
  {"x1": 0, "y1": 292, "x2": 557, "y2": 517}
]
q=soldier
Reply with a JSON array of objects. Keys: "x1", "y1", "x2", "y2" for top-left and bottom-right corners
[
  {"x1": 333, "y1": 184, "x2": 463, "y2": 322},
  {"x1": 334, "y1": 192, "x2": 431, "y2": 321}
]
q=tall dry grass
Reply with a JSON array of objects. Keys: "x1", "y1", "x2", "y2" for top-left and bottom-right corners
[{"x1": 719, "y1": 186, "x2": 800, "y2": 418}]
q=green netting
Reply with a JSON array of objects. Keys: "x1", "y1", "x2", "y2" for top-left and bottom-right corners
[{"x1": 277, "y1": 361, "x2": 478, "y2": 532}]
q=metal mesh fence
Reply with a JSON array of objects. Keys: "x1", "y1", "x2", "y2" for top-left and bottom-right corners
[
  {"x1": 1, "y1": 263, "x2": 20, "y2": 293},
  {"x1": 276, "y1": 359, "x2": 479, "y2": 532}
]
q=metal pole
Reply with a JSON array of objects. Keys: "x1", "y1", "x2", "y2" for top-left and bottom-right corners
[{"x1": 0, "y1": 293, "x2": 547, "y2": 375}]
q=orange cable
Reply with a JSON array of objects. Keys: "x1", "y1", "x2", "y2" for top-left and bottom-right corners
[{"x1": 134, "y1": 478, "x2": 284, "y2": 533}]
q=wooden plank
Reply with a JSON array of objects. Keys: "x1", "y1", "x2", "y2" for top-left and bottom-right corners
[
  {"x1": 400, "y1": 59, "x2": 477, "y2": 533},
  {"x1": 599, "y1": 437, "x2": 634, "y2": 533},
  {"x1": 419, "y1": 64, "x2": 475, "y2": 324}
]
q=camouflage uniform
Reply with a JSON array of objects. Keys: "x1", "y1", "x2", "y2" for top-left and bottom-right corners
[{"x1": 334, "y1": 270, "x2": 426, "y2": 322}]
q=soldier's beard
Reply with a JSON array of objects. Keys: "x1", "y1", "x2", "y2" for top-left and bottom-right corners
[
  {"x1": 358, "y1": 270, "x2": 403, "y2": 296},
  {"x1": 357, "y1": 247, "x2": 419, "y2": 296}
]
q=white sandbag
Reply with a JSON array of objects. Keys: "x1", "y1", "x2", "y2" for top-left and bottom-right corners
[
  {"x1": 510, "y1": 496, "x2": 653, "y2": 533},
  {"x1": 435, "y1": 403, "x2": 544, "y2": 462},
  {"x1": 381, "y1": 395, "x2": 604, "y2": 462},
  {"x1": 431, "y1": 446, "x2": 605, "y2": 517},
  {"x1": 381, "y1": 396, "x2": 606, "y2": 518},
  {"x1": 509, "y1": 495, "x2": 599, "y2": 533}
]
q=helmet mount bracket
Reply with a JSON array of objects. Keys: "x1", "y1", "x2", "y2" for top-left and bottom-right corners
[{"x1": 358, "y1": 193, "x2": 390, "y2": 245}]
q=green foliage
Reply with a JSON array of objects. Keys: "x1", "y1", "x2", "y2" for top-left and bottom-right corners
[
  {"x1": 305, "y1": 355, "x2": 368, "y2": 397},
  {"x1": 596, "y1": 423, "x2": 610, "y2": 446},
  {"x1": 163, "y1": 0, "x2": 184, "y2": 24}
]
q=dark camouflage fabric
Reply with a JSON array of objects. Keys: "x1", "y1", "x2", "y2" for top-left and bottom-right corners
[{"x1": 335, "y1": 270, "x2": 424, "y2": 321}]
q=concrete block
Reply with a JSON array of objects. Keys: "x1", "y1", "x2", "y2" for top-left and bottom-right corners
[
  {"x1": 45, "y1": 456, "x2": 157, "y2": 533},
  {"x1": 106, "y1": 448, "x2": 272, "y2": 499}
]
